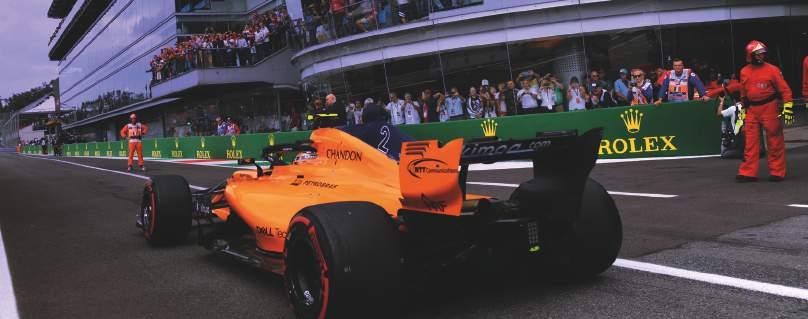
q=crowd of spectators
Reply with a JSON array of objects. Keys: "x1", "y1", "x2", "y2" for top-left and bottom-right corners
[
  {"x1": 298, "y1": 0, "x2": 481, "y2": 47},
  {"x1": 316, "y1": 60, "x2": 717, "y2": 127},
  {"x1": 149, "y1": 7, "x2": 293, "y2": 84}
]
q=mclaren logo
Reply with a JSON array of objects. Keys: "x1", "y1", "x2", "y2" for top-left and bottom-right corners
[
  {"x1": 481, "y1": 119, "x2": 497, "y2": 137},
  {"x1": 600, "y1": 108, "x2": 677, "y2": 155},
  {"x1": 621, "y1": 109, "x2": 643, "y2": 134},
  {"x1": 406, "y1": 158, "x2": 455, "y2": 179}
]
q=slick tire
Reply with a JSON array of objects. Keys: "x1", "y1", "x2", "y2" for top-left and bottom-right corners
[
  {"x1": 284, "y1": 202, "x2": 401, "y2": 319},
  {"x1": 141, "y1": 175, "x2": 192, "y2": 246},
  {"x1": 527, "y1": 178, "x2": 622, "y2": 281}
]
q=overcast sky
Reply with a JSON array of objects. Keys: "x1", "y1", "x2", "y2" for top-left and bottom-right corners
[{"x1": 0, "y1": 0, "x2": 59, "y2": 99}]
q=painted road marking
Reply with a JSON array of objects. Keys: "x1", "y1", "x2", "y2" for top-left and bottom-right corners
[
  {"x1": 22, "y1": 155, "x2": 207, "y2": 190},
  {"x1": 788, "y1": 204, "x2": 808, "y2": 209},
  {"x1": 466, "y1": 182, "x2": 678, "y2": 198},
  {"x1": 614, "y1": 259, "x2": 808, "y2": 301},
  {"x1": 18, "y1": 154, "x2": 808, "y2": 302},
  {"x1": 0, "y1": 227, "x2": 20, "y2": 319}
]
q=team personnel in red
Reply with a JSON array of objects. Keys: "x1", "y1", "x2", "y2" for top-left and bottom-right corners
[
  {"x1": 120, "y1": 113, "x2": 149, "y2": 171},
  {"x1": 802, "y1": 55, "x2": 808, "y2": 98},
  {"x1": 736, "y1": 40, "x2": 793, "y2": 182}
]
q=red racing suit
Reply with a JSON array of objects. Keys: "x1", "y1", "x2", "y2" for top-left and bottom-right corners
[
  {"x1": 738, "y1": 62, "x2": 792, "y2": 178},
  {"x1": 120, "y1": 122, "x2": 148, "y2": 167},
  {"x1": 802, "y1": 56, "x2": 808, "y2": 98}
]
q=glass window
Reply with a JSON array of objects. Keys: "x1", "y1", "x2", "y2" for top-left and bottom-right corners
[
  {"x1": 344, "y1": 63, "x2": 389, "y2": 103},
  {"x1": 440, "y1": 44, "x2": 508, "y2": 96},
  {"x1": 385, "y1": 54, "x2": 445, "y2": 98},
  {"x1": 660, "y1": 21, "x2": 733, "y2": 86},
  {"x1": 730, "y1": 17, "x2": 792, "y2": 84}
]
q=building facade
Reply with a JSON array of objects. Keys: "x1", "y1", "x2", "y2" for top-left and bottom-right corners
[
  {"x1": 48, "y1": 0, "x2": 808, "y2": 142},
  {"x1": 292, "y1": 0, "x2": 808, "y2": 107}
]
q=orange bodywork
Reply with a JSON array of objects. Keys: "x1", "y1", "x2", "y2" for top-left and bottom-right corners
[{"x1": 221, "y1": 128, "x2": 478, "y2": 254}]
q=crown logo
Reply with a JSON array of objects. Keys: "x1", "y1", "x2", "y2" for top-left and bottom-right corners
[
  {"x1": 268, "y1": 134, "x2": 275, "y2": 146},
  {"x1": 120, "y1": 140, "x2": 124, "y2": 149},
  {"x1": 107, "y1": 142, "x2": 111, "y2": 149},
  {"x1": 201, "y1": 137, "x2": 206, "y2": 149},
  {"x1": 621, "y1": 109, "x2": 643, "y2": 134},
  {"x1": 481, "y1": 119, "x2": 498, "y2": 137},
  {"x1": 230, "y1": 135, "x2": 237, "y2": 148},
  {"x1": 154, "y1": 139, "x2": 159, "y2": 148},
  {"x1": 95, "y1": 143, "x2": 99, "y2": 150},
  {"x1": 174, "y1": 137, "x2": 180, "y2": 149},
  {"x1": 85, "y1": 144, "x2": 88, "y2": 150}
]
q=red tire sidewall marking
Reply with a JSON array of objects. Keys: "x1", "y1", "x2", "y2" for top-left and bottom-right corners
[
  {"x1": 289, "y1": 215, "x2": 330, "y2": 319},
  {"x1": 145, "y1": 189, "x2": 156, "y2": 239}
]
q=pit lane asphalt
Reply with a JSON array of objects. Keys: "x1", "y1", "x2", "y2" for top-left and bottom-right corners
[{"x1": 2, "y1": 148, "x2": 808, "y2": 318}]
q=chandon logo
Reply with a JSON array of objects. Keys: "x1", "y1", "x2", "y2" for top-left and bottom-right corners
[
  {"x1": 406, "y1": 158, "x2": 455, "y2": 178},
  {"x1": 326, "y1": 149, "x2": 362, "y2": 162}
]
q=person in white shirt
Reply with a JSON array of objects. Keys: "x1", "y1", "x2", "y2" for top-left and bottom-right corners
[
  {"x1": 443, "y1": 87, "x2": 465, "y2": 120},
  {"x1": 236, "y1": 37, "x2": 249, "y2": 66},
  {"x1": 385, "y1": 93, "x2": 405, "y2": 125},
  {"x1": 466, "y1": 87, "x2": 483, "y2": 119},
  {"x1": 567, "y1": 76, "x2": 587, "y2": 111},
  {"x1": 402, "y1": 93, "x2": 421, "y2": 124},
  {"x1": 538, "y1": 79, "x2": 556, "y2": 112},
  {"x1": 517, "y1": 80, "x2": 539, "y2": 113}
]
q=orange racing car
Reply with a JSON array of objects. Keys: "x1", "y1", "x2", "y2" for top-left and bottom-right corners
[{"x1": 136, "y1": 125, "x2": 622, "y2": 318}]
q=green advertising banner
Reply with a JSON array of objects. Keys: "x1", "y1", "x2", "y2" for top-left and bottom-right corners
[{"x1": 37, "y1": 101, "x2": 721, "y2": 160}]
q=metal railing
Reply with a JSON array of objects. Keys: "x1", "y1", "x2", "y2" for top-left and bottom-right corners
[
  {"x1": 295, "y1": 0, "x2": 483, "y2": 49},
  {"x1": 149, "y1": 30, "x2": 294, "y2": 86}
]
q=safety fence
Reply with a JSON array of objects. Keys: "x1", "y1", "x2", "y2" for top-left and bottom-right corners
[{"x1": 21, "y1": 101, "x2": 720, "y2": 160}]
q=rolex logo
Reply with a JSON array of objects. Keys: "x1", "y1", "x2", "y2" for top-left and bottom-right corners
[
  {"x1": 621, "y1": 109, "x2": 643, "y2": 134},
  {"x1": 120, "y1": 141, "x2": 124, "y2": 149},
  {"x1": 201, "y1": 137, "x2": 206, "y2": 149},
  {"x1": 174, "y1": 137, "x2": 180, "y2": 149},
  {"x1": 481, "y1": 119, "x2": 498, "y2": 137},
  {"x1": 231, "y1": 135, "x2": 237, "y2": 148},
  {"x1": 268, "y1": 134, "x2": 275, "y2": 146},
  {"x1": 154, "y1": 139, "x2": 159, "y2": 148}
]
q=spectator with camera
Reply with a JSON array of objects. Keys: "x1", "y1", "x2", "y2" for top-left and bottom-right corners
[{"x1": 628, "y1": 69, "x2": 654, "y2": 105}]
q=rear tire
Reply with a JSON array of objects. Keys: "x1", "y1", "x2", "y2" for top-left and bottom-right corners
[
  {"x1": 518, "y1": 178, "x2": 622, "y2": 280},
  {"x1": 140, "y1": 175, "x2": 192, "y2": 246},
  {"x1": 284, "y1": 202, "x2": 401, "y2": 319}
]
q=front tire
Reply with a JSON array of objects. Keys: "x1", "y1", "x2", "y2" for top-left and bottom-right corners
[
  {"x1": 140, "y1": 175, "x2": 192, "y2": 246},
  {"x1": 284, "y1": 202, "x2": 401, "y2": 319}
]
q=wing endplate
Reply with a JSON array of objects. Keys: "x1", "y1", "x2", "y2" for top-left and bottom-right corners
[{"x1": 400, "y1": 139, "x2": 463, "y2": 216}]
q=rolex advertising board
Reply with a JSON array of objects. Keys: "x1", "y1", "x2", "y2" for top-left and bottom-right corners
[{"x1": 44, "y1": 101, "x2": 719, "y2": 160}]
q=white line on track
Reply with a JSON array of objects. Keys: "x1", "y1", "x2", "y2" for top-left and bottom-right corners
[
  {"x1": 17, "y1": 154, "x2": 808, "y2": 302},
  {"x1": 21, "y1": 155, "x2": 206, "y2": 190},
  {"x1": 0, "y1": 227, "x2": 20, "y2": 319},
  {"x1": 788, "y1": 204, "x2": 808, "y2": 209},
  {"x1": 466, "y1": 181, "x2": 679, "y2": 198},
  {"x1": 613, "y1": 259, "x2": 808, "y2": 301}
]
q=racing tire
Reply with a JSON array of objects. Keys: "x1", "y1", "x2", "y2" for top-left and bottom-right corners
[
  {"x1": 140, "y1": 175, "x2": 192, "y2": 246},
  {"x1": 284, "y1": 202, "x2": 401, "y2": 319},
  {"x1": 522, "y1": 178, "x2": 622, "y2": 281}
]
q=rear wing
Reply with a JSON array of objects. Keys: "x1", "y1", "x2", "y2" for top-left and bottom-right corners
[{"x1": 400, "y1": 128, "x2": 603, "y2": 216}]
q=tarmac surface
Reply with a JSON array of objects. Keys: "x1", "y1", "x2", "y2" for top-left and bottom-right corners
[{"x1": 2, "y1": 143, "x2": 808, "y2": 318}]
